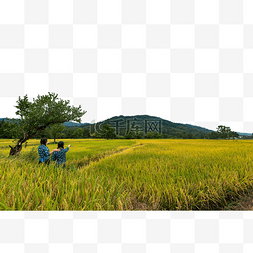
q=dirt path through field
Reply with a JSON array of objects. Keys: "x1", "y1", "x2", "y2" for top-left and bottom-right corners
[{"x1": 70, "y1": 141, "x2": 145, "y2": 169}]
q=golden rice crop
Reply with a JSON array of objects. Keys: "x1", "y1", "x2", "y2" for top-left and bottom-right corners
[{"x1": 0, "y1": 139, "x2": 253, "y2": 210}]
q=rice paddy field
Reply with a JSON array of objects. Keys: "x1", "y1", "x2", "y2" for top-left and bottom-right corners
[{"x1": 1, "y1": 138, "x2": 253, "y2": 210}]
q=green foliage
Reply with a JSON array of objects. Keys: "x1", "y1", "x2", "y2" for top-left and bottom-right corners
[
  {"x1": 153, "y1": 132, "x2": 161, "y2": 138},
  {"x1": 47, "y1": 123, "x2": 65, "y2": 143},
  {"x1": 199, "y1": 134, "x2": 205, "y2": 139},
  {"x1": 230, "y1": 131, "x2": 239, "y2": 139},
  {"x1": 83, "y1": 128, "x2": 90, "y2": 138},
  {"x1": 216, "y1": 125, "x2": 231, "y2": 139},
  {"x1": 0, "y1": 120, "x2": 5, "y2": 138},
  {"x1": 207, "y1": 126, "x2": 239, "y2": 140},
  {"x1": 73, "y1": 128, "x2": 84, "y2": 139},
  {"x1": 0, "y1": 118, "x2": 23, "y2": 139},
  {"x1": 161, "y1": 133, "x2": 169, "y2": 139},
  {"x1": 100, "y1": 124, "x2": 116, "y2": 140},
  {"x1": 64, "y1": 128, "x2": 75, "y2": 138},
  {"x1": 124, "y1": 131, "x2": 134, "y2": 139},
  {"x1": 186, "y1": 133, "x2": 194, "y2": 139},
  {"x1": 135, "y1": 132, "x2": 144, "y2": 139},
  {"x1": 146, "y1": 132, "x2": 154, "y2": 139},
  {"x1": 208, "y1": 131, "x2": 220, "y2": 139},
  {"x1": 12, "y1": 92, "x2": 86, "y2": 145}
]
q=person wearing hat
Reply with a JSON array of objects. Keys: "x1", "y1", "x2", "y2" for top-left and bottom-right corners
[
  {"x1": 38, "y1": 138, "x2": 60, "y2": 165},
  {"x1": 51, "y1": 141, "x2": 71, "y2": 168}
]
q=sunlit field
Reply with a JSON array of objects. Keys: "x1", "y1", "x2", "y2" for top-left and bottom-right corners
[{"x1": 1, "y1": 139, "x2": 253, "y2": 210}]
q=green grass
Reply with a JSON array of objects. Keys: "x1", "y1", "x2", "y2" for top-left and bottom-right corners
[{"x1": 1, "y1": 139, "x2": 253, "y2": 210}]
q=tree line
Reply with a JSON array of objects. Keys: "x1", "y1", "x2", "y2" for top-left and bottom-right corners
[
  {"x1": 207, "y1": 125, "x2": 240, "y2": 139},
  {"x1": 0, "y1": 120, "x2": 243, "y2": 141}
]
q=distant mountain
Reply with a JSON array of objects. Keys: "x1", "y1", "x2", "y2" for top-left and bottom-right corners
[
  {"x1": 85, "y1": 115, "x2": 214, "y2": 138},
  {"x1": 237, "y1": 132, "x2": 252, "y2": 136},
  {"x1": 0, "y1": 118, "x2": 17, "y2": 122},
  {"x1": 0, "y1": 118, "x2": 89, "y2": 127},
  {"x1": 63, "y1": 122, "x2": 89, "y2": 127}
]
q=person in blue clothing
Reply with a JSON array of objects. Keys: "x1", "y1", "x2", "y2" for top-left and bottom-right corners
[
  {"x1": 38, "y1": 138, "x2": 60, "y2": 165},
  {"x1": 51, "y1": 141, "x2": 71, "y2": 168}
]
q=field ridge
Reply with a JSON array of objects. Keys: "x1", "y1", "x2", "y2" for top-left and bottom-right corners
[{"x1": 68, "y1": 142, "x2": 144, "y2": 169}]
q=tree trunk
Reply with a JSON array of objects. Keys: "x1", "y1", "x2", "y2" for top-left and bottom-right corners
[
  {"x1": 9, "y1": 143, "x2": 22, "y2": 156},
  {"x1": 9, "y1": 124, "x2": 51, "y2": 156},
  {"x1": 9, "y1": 137, "x2": 28, "y2": 156}
]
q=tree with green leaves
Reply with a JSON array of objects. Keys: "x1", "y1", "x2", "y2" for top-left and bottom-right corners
[
  {"x1": 124, "y1": 131, "x2": 135, "y2": 139},
  {"x1": 0, "y1": 119, "x2": 11, "y2": 138},
  {"x1": 73, "y1": 128, "x2": 84, "y2": 139},
  {"x1": 9, "y1": 93, "x2": 86, "y2": 156},
  {"x1": 146, "y1": 132, "x2": 154, "y2": 139},
  {"x1": 0, "y1": 120, "x2": 4, "y2": 138},
  {"x1": 136, "y1": 131, "x2": 144, "y2": 139},
  {"x1": 230, "y1": 131, "x2": 239, "y2": 139},
  {"x1": 161, "y1": 133, "x2": 169, "y2": 139},
  {"x1": 176, "y1": 133, "x2": 183, "y2": 139},
  {"x1": 225, "y1": 127, "x2": 231, "y2": 139},
  {"x1": 208, "y1": 131, "x2": 219, "y2": 139},
  {"x1": 48, "y1": 123, "x2": 66, "y2": 143},
  {"x1": 100, "y1": 124, "x2": 116, "y2": 140},
  {"x1": 186, "y1": 133, "x2": 194, "y2": 139},
  {"x1": 199, "y1": 134, "x2": 205, "y2": 139},
  {"x1": 83, "y1": 128, "x2": 90, "y2": 138},
  {"x1": 216, "y1": 125, "x2": 231, "y2": 139},
  {"x1": 64, "y1": 128, "x2": 75, "y2": 138}
]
